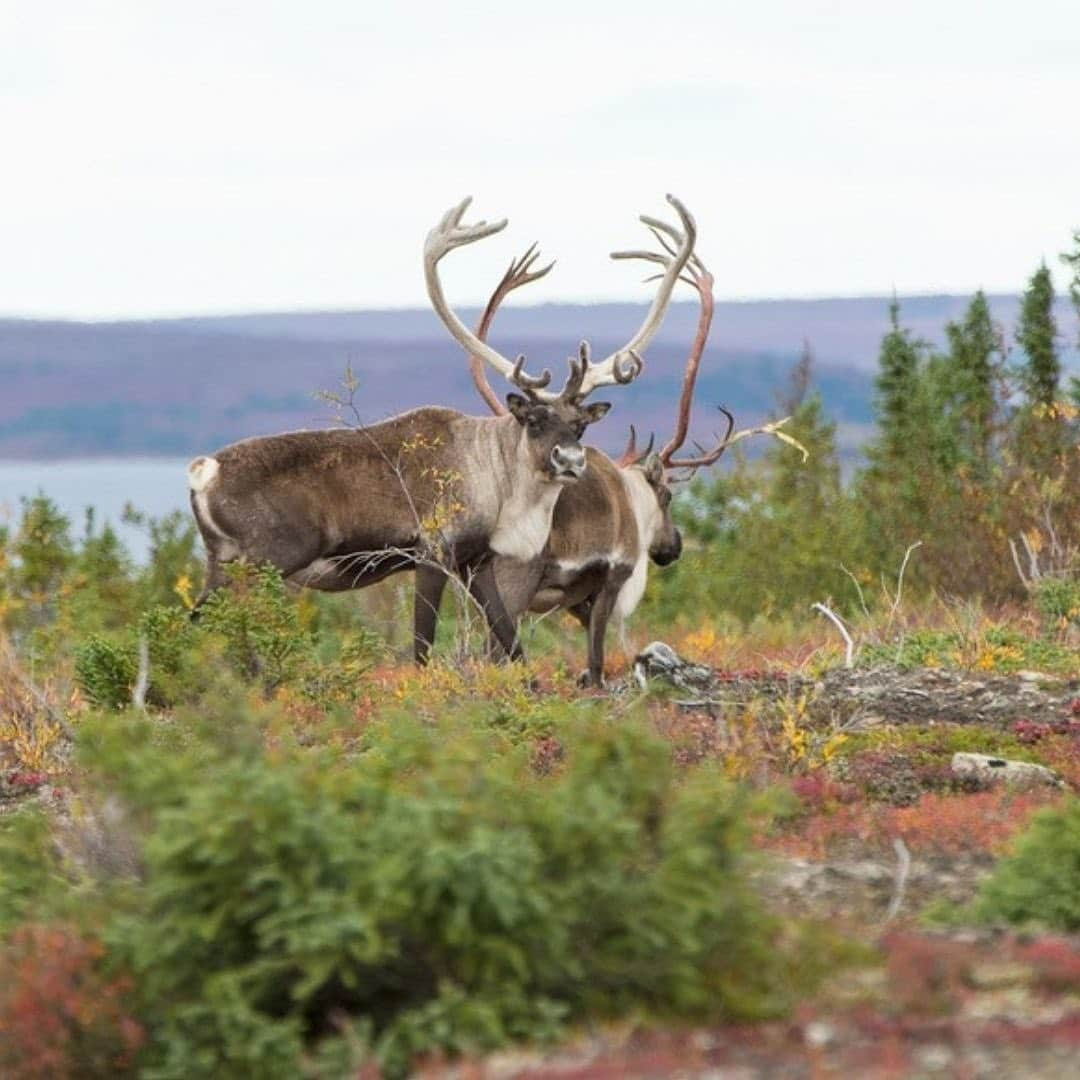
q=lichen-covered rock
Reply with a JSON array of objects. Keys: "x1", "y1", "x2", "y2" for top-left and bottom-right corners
[{"x1": 951, "y1": 752, "x2": 1062, "y2": 789}]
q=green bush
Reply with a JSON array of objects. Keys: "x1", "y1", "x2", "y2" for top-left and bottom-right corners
[
  {"x1": 72, "y1": 564, "x2": 384, "y2": 710},
  {"x1": 75, "y1": 636, "x2": 139, "y2": 710},
  {"x1": 1033, "y1": 574, "x2": 1080, "y2": 628},
  {"x1": 973, "y1": 799, "x2": 1080, "y2": 930},
  {"x1": 56, "y1": 703, "x2": 809, "y2": 1079}
]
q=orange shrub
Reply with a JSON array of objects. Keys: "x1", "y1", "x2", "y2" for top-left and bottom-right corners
[{"x1": 0, "y1": 923, "x2": 143, "y2": 1080}]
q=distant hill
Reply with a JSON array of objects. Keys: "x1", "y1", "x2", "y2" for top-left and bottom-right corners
[{"x1": 1, "y1": 294, "x2": 1075, "y2": 461}]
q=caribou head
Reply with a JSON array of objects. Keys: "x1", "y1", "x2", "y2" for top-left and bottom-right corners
[
  {"x1": 610, "y1": 212, "x2": 739, "y2": 570},
  {"x1": 433, "y1": 195, "x2": 696, "y2": 489}
]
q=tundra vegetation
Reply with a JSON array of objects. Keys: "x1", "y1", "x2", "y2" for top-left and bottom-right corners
[{"x1": 1, "y1": 232, "x2": 1080, "y2": 1077}]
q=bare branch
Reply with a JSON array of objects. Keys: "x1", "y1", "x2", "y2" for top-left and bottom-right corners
[{"x1": 811, "y1": 602, "x2": 854, "y2": 668}]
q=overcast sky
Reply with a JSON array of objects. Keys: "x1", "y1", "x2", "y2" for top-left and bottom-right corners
[{"x1": 2, "y1": 1, "x2": 1078, "y2": 318}]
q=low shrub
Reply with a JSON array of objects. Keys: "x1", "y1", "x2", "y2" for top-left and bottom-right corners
[
  {"x1": 63, "y1": 703, "x2": 815, "y2": 1079},
  {"x1": 73, "y1": 564, "x2": 386, "y2": 710},
  {"x1": 0, "y1": 923, "x2": 143, "y2": 1080},
  {"x1": 973, "y1": 799, "x2": 1080, "y2": 930}
]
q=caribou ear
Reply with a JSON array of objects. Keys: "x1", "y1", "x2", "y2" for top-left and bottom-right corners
[
  {"x1": 505, "y1": 393, "x2": 532, "y2": 423},
  {"x1": 581, "y1": 401, "x2": 611, "y2": 425},
  {"x1": 642, "y1": 452, "x2": 664, "y2": 485}
]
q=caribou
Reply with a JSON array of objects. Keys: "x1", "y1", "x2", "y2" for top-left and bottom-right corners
[
  {"x1": 416, "y1": 210, "x2": 732, "y2": 685},
  {"x1": 422, "y1": 213, "x2": 802, "y2": 685},
  {"x1": 187, "y1": 196, "x2": 695, "y2": 662}
]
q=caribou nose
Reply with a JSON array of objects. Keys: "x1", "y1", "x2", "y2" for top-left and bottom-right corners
[{"x1": 550, "y1": 444, "x2": 586, "y2": 479}]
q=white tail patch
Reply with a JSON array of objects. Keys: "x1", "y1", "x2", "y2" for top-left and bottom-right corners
[{"x1": 187, "y1": 456, "x2": 220, "y2": 494}]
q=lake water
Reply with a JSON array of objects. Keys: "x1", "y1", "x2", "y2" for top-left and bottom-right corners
[{"x1": 0, "y1": 459, "x2": 193, "y2": 560}]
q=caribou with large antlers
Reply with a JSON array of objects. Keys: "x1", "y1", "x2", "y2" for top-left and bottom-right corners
[
  {"x1": 421, "y1": 211, "x2": 801, "y2": 684},
  {"x1": 188, "y1": 196, "x2": 694, "y2": 665}
]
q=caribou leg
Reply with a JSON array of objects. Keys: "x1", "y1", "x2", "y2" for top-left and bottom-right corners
[
  {"x1": 579, "y1": 567, "x2": 632, "y2": 688},
  {"x1": 413, "y1": 563, "x2": 449, "y2": 665},
  {"x1": 466, "y1": 560, "x2": 523, "y2": 661}
]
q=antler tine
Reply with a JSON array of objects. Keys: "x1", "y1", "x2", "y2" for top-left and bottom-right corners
[
  {"x1": 665, "y1": 406, "x2": 736, "y2": 478},
  {"x1": 511, "y1": 354, "x2": 553, "y2": 390},
  {"x1": 425, "y1": 197, "x2": 559, "y2": 401},
  {"x1": 667, "y1": 410, "x2": 811, "y2": 483},
  {"x1": 617, "y1": 427, "x2": 658, "y2": 468},
  {"x1": 553, "y1": 340, "x2": 590, "y2": 402},
  {"x1": 616, "y1": 424, "x2": 640, "y2": 467}
]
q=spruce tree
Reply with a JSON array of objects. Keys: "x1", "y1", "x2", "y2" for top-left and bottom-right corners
[
  {"x1": 872, "y1": 298, "x2": 922, "y2": 465},
  {"x1": 1060, "y1": 232, "x2": 1080, "y2": 404},
  {"x1": 944, "y1": 289, "x2": 1000, "y2": 469},
  {"x1": 1016, "y1": 262, "x2": 1060, "y2": 408},
  {"x1": 1061, "y1": 230, "x2": 1080, "y2": 343}
]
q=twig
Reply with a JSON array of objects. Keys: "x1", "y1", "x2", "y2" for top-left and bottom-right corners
[
  {"x1": 811, "y1": 602, "x2": 854, "y2": 668},
  {"x1": 1020, "y1": 532, "x2": 1041, "y2": 583},
  {"x1": 839, "y1": 563, "x2": 870, "y2": 620},
  {"x1": 885, "y1": 837, "x2": 911, "y2": 922},
  {"x1": 886, "y1": 540, "x2": 922, "y2": 625},
  {"x1": 1008, "y1": 538, "x2": 1031, "y2": 591},
  {"x1": 1, "y1": 639, "x2": 76, "y2": 741}
]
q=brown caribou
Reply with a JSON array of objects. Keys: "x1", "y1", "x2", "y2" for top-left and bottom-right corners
[
  {"x1": 188, "y1": 196, "x2": 694, "y2": 662},
  {"x1": 416, "y1": 209, "x2": 741, "y2": 685}
]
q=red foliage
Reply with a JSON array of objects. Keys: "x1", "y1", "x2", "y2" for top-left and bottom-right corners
[
  {"x1": 3, "y1": 771, "x2": 48, "y2": 790},
  {"x1": 880, "y1": 931, "x2": 973, "y2": 1016},
  {"x1": 1012, "y1": 717, "x2": 1080, "y2": 744},
  {"x1": 651, "y1": 708, "x2": 726, "y2": 768},
  {"x1": 0, "y1": 923, "x2": 144, "y2": 1080},
  {"x1": 772, "y1": 787, "x2": 1058, "y2": 859},
  {"x1": 1018, "y1": 937, "x2": 1080, "y2": 992},
  {"x1": 531, "y1": 736, "x2": 564, "y2": 776},
  {"x1": 790, "y1": 773, "x2": 859, "y2": 812}
]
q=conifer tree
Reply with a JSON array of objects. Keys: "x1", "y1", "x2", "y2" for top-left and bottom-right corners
[
  {"x1": 1060, "y1": 231, "x2": 1080, "y2": 404},
  {"x1": 1016, "y1": 262, "x2": 1060, "y2": 408},
  {"x1": 1061, "y1": 230, "x2": 1080, "y2": 343},
  {"x1": 943, "y1": 289, "x2": 1000, "y2": 469},
  {"x1": 872, "y1": 298, "x2": 922, "y2": 464}
]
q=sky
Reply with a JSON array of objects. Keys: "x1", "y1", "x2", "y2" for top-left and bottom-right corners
[{"x1": 2, "y1": 0, "x2": 1078, "y2": 319}]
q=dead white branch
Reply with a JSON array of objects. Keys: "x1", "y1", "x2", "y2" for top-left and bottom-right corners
[
  {"x1": 811, "y1": 602, "x2": 854, "y2": 668},
  {"x1": 885, "y1": 837, "x2": 911, "y2": 922}
]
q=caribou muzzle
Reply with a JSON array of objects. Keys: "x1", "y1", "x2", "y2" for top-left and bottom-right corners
[
  {"x1": 550, "y1": 442, "x2": 587, "y2": 482},
  {"x1": 651, "y1": 527, "x2": 682, "y2": 567}
]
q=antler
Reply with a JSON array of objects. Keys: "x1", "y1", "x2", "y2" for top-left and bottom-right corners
[
  {"x1": 615, "y1": 426, "x2": 655, "y2": 467},
  {"x1": 425, "y1": 197, "x2": 557, "y2": 397},
  {"x1": 612, "y1": 218, "x2": 714, "y2": 469},
  {"x1": 663, "y1": 406, "x2": 735, "y2": 475},
  {"x1": 469, "y1": 243, "x2": 555, "y2": 417},
  {"x1": 597, "y1": 194, "x2": 698, "y2": 399},
  {"x1": 666, "y1": 411, "x2": 811, "y2": 482}
]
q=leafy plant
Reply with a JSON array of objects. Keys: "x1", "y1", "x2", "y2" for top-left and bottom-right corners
[
  {"x1": 0, "y1": 923, "x2": 143, "y2": 1080},
  {"x1": 61, "y1": 703, "x2": 822, "y2": 1078},
  {"x1": 973, "y1": 799, "x2": 1080, "y2": 930}
]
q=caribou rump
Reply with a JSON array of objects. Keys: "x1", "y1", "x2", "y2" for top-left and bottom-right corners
[{"x1": 188, "y1": 196, "x2": 686, "y2": 662}]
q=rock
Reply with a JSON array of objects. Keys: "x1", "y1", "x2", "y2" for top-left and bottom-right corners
[
  {"x1": 951, "y1": 752, "x2": 1061, "y2": 789},
  {"x1": 968, "y1": 960, "x2": 1035, "y2": 990},
  {"x1": 803, "y1": 1020, "x2": 837, "y2": 1048}
]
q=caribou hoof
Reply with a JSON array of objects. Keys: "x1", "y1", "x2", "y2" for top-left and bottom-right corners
[{"x1": 576, "y1": 670, "x2": 606, "y2": 690}]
